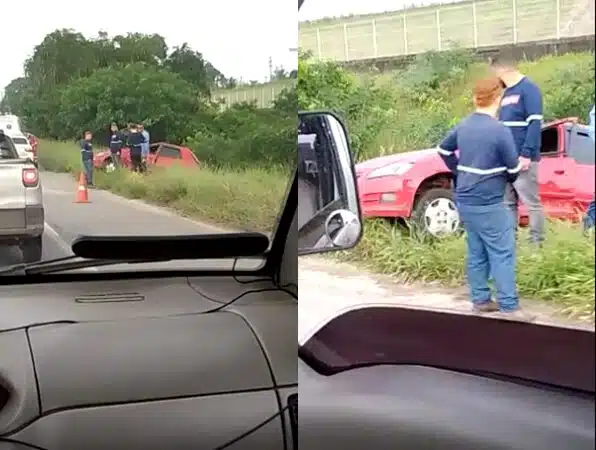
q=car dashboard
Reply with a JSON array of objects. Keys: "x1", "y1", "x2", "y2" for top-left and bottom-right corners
[
  {"x1": 0, "y1": 275, "x2": 297, "y2": 450},
  {"x1": 299, "y1": 359, "x2": 594, "y2": 450}
]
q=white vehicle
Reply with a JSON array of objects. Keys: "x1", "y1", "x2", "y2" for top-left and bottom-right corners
[
  {"x1": 0, "y1": 114, "x2": 23, "y2": 135},
  {"x1": 8, "y1": 133, "x2": 35, "y2": 160},
  {"x1": 0, "y1": 133, "x2": 44, "y2": 262}
]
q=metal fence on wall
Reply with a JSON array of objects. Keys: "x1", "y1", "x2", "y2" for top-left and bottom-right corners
[
  {"x1": 212, "y1": 79, "x2": 295, "y2": 109},
  {"x1": 299, "y1": 0, "x2": 596, "y2": 62}
]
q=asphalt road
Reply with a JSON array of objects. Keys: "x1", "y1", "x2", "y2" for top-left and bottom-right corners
[{"x1": 0, "y1": 171, "x2": 236, "y2": 270}]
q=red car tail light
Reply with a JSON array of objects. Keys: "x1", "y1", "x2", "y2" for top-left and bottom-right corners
[{"x1": 22, "y1": 168, "x2": 39, "y2": 187}]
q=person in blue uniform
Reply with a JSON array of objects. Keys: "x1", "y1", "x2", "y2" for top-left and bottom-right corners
[
  {"x1": 583, "y1": 105, "x2": 595, "y2": 231},
  {"x1": 437, "y1": 76, "x2": 532, "y2": 321},
  {"x1": 126, "y1": 123, "x2": 146, "y2": 173},
  {"x1": 491, "y1": 56, "x2": 545, "y2": 245},
  {"x1": 108, "y1": 123, "x2": 124, "y2": 168},
  {"x1": 80, "y1": 130, "x2": 94, "y2": 186}
]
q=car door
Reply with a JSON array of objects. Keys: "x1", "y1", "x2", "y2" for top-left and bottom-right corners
[
  {"x1": 146, "y1": 143, "x2": 161, "y2": 165},
  {"x1": 563, "y1": 124, "x2": 595, "y2": 215},
  {"x1": 534, "y1": 125, "x2": 576, "y2": 221},
  {"x1": 155, "y1": 145, "x2": 183, "y2": 167}
]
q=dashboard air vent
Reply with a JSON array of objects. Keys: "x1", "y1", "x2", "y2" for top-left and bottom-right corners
[{"x1": 75, "y1": 292, "x2": 145, "y2": 304}]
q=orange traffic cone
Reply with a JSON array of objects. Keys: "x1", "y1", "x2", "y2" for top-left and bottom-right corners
[{"x1": 74, "y1": 172, "x2": 90, "y2": 203}]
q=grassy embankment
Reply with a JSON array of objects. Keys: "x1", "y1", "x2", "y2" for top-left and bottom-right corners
[{"x1": 38, "y1": 140, "x2": 289, "y2": 233}]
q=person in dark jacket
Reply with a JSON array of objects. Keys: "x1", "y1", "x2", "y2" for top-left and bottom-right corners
[
  {"x1": 491, "y1": 55, "x2": 545, "y2": 245},
  {"x1": 80, "y1": 130, "x2": 94, "y2": 186},
  {"x1": 108, "y1": 123, "x2": 124, "y2": 168},
  {"x1": 126, "y1": 123, "x2": 146, "y2": 173},
  {"x1": 583, "y1": 105, "x2": 595, "y2": 232},
  {"x1": 437, "y1": 76, "x2": 532, "y2": 321}
]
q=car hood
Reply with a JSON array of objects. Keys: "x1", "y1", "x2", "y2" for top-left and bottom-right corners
[{"x1": 355, "y1": 148, "x2": 438, "y2": 175}]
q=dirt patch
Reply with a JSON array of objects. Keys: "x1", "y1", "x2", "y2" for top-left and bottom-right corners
[{"x1": 299, "y1": 256, "x2": 594, "y2": 334}]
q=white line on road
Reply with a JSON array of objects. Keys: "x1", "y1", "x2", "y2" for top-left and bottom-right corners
[
  {"x1": 44, "y1": 222, "x2": 72, "y2": 255},
  {"x1": 44, "y1": 222, "x2": 98, "y2": 272}
]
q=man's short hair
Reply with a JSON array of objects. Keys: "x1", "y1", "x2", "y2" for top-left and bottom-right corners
[{"x1": 490, "y1": 54, "x2": 517, "y2": 69}]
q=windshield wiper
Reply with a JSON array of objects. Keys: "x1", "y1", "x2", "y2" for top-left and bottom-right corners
[
  {"x1": 0, "y1": 233, "x2": 271, "y2": 276},
  {"x1": 0, "y1": 256, "x2": 164, "y2": 276}
]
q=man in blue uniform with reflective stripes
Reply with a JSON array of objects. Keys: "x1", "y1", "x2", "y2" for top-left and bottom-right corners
[
  {"x1": 491, "y1": 55, "x2": 545, "y2": 245},
  {"x1": 437, "y1": 77, "x2": 532, "y2": 321}
]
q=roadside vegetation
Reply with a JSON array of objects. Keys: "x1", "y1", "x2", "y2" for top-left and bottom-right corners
[
  {"x1": 1, "y1": 30, "x2": 295, "y2": 233},
  {"x1": 297, "y1": 50, "x2": 595, "y2": 320},
  {"x1": 38, "y1": 140, "x2": 288, "y2": 232}
]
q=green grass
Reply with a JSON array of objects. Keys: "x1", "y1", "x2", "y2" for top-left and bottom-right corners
[
  {"x1": 339, "y1": 219, "x2": 595, "y2": 321},
  {"x1": 352, "y1": 52, "x2": 594, "y2": 160},
  {"x1": 38, "y1": 140, "x2": 290, "y2": 233}
]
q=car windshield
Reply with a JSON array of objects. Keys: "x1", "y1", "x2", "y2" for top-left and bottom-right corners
[
  {"x1": 1, "y1": 2, "x2": 296, "y2": 275},
  {"x1": 297, "y1": 1, "x2": 595, "y2": 391}
]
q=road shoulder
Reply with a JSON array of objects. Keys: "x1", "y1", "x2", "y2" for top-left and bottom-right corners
[{"x1": 299, "y1": 255, "x2": 595, "y2": 331}]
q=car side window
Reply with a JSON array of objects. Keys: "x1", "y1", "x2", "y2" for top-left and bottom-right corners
[
  {"x1": 0, "y1": 137, "x2": 18, "y2": 157},
  {"x1": 566, "y1": 128, "x2": 595, "y2": 165},
  {"x1": 540, "y1": 127, "x2": 559, "y2": 155},
  {"x1": 159, "y1": 146, "x2": 182, "y2": 159}
]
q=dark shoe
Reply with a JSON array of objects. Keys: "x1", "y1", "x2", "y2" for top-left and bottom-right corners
[{"x1": 472, "y1": 301, "x2": 500, "y2": 313}]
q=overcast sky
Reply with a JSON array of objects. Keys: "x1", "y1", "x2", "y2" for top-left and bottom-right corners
[{"x1": 2, "y1": 0, "x2": 297, "y2": 91}]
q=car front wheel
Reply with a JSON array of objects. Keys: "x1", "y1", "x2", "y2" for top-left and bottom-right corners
[{"x1": 411, "y1": 188, "x2": 461, "y2": 238}]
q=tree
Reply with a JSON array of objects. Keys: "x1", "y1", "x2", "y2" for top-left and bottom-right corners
[
  {"x1": 5, "y1": 29, "x2": 227, "y2": 140},
  {"x1": 0, "y1": 77, "x2": 28, "y2": 115},
  {"x1": 110, "y1": 33, "x2": 168, "y2": 66},
  {"x1": 55, "y1": 63, "x2": 203, "y2": 142},
  {"x1": 165, "y1": 43, "x2": 223, "y2": 96}
]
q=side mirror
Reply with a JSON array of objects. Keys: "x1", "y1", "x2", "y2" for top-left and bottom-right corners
[{"x1": 297, "y1": 111, "x2": 362, "y2": 255}]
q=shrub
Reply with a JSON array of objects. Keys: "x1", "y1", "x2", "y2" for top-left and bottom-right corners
[
  {"x1": 185, "y1": 103, "x2": 295, "y2": 169},
  {"x1": 298, "y1": 51, "x2": 595, "y2": 160}
]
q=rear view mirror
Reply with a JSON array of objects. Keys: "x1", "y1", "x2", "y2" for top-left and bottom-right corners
[{"x1": 297, "y1": 111, "x2": 362, "y2": 255}]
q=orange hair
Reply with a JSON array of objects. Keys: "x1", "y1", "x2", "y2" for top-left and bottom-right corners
[{"x1": 472, "y1": 76, "x2": 503, "y2": 108}]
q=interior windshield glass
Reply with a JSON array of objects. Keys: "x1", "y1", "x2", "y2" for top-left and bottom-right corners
[
  {"x1": 1, "y1": 1, "x2": 296, "y2": 274},
  {"x1": 297, "y1": 0, "x2": 594, "y2": 378}
]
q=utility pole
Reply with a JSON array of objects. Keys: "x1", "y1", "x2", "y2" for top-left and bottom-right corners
[{"x1": 268, "y1": 56, "x2": 273, "y2": 82}]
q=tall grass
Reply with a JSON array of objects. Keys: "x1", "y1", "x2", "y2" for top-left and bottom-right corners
[
  {"x1": 38, "y1": 140, "x2": 290, "y2": 232},
  {"x1": 340, "y1": 219, "x2": 595, "y2": 320}
]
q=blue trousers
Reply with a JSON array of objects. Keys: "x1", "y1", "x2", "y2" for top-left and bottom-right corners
[
  {"x1": 82, "y1": 158, "x2": 93, "y2": 185},
  {"x1": 457, "y1": 202, "x2": 519, "y2": 312},
  {"x1": 583, "y1": 201, "x2": 595, "y2": 230}
]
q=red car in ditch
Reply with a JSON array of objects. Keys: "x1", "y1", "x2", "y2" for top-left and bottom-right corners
[
  {"x1": 356, "y1": 118, "x2": 595, "y2": 236},
  {"x1": 93, "y1": 142, "x2": 200, "y2": 171}
]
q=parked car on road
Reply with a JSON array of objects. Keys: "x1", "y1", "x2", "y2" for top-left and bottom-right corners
[
  {"x1": 0, "y1": 133, "x2": 44, "y2": 262},
  {"x1": 9, "y1": 133, "x2": 37, "y2": 163},
  {"x1": 93, "y1": 142, "x2": 200, "y2": 171},
  {"x1": 356, "y1": 118, "x2": 595, "y2": 236}
]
